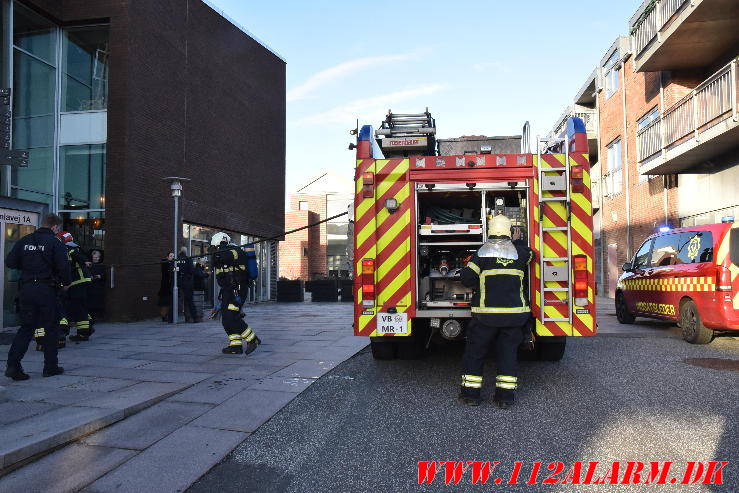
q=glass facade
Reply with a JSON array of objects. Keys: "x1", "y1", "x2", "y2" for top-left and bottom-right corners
[
  {"x1": 326, "y1": 194, "x2": 352, "y2": 278},
  {"x1": 7, "y1": 2, "x2": 108, "y2": 252}
]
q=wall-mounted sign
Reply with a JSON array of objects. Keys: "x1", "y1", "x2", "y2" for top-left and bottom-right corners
[{"x1": 0, "y1": 208, "x2": 38, "y2": 226}]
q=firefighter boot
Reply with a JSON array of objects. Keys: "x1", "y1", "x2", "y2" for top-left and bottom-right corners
[
  {"x1": 43, "y1": 366, "x2": 65, "y2": 377},
  {"x1": 458, "y1": 386, "x2": 482, "y2": 407},
  {"x1": 494, "y1": 376, "x2": 517, "y2": 409},
  {"x1": 244, "y1": 336, "x2": 261, "y2": 356},
  {"x1": 222, "y1": 334, "x2": 243, "y2": 354},
  {"x1": 5, "y1": 365, "x2": 30, "y2": 381}
]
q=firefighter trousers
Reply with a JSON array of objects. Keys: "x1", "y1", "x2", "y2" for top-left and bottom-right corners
[
  {"x1": 220, "y1": 289, "x2": 257, "y2": 347},
  {"x1": 8, "y1": 283, "x2": 59, "y2": 370},
  {"x1": 461, "y1": 318, "x2": 523, "y2": 403},
  {"x1": 67, "y1": 284, "x2": 91, "y2": 336}
]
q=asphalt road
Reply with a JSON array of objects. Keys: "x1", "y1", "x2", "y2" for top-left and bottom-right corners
[{"x1": 189, "y1": 320, "x2": 739, "y2": 493}]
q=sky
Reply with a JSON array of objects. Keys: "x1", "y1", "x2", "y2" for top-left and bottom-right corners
[{"x1": 208, "y1": 0, "x2": 644, "y2": 198}]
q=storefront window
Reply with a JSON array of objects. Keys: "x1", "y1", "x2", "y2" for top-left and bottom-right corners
[
  {"x1": 60, "y1": 211, "x2": 104, "y2": 251},
  {"x1": 62, "y1": 26, "x2": 109, "y2": 112},
  {"x1": 58, "y1": 144, "x2": 106, "y2": 210}
]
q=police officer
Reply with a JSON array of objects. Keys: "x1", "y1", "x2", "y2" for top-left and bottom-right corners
[
  {"x1": 5, "y1": 214, "x2": 71, "y2": 380},
  {"x1": 57, "y1": 231, "x2": 93, "y2": 342},
  {"x1": 458, "y1": 214, "x2": 534, "y2": 408},
  {"x1": 211, "y1": 232, "x2": 260, "y2": 355}
]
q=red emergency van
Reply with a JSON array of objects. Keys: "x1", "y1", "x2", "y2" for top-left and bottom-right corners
[{"x1": 615, "y1": 221, "x2": 739, "y2": 343}]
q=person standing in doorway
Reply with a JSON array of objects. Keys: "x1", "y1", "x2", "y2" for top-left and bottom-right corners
[
  {"x1": 5, "y1": 214, "x2": 71, "y2": 380},
  {"x1": 88, "y1": 249, "x2": 106, "y2": 323}
]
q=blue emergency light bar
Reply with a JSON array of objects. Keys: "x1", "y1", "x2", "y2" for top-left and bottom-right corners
[{"x1": 659, "y1": 226, "x2": 670, "y2": 233}]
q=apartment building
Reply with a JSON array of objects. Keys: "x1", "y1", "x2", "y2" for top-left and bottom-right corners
[{"x1": 550, "y1": 0, "x2": 739, "y2": 297}]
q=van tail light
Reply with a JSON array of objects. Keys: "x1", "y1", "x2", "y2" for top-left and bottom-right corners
[
  {"x1": 362, "y1": 172, "x2": 374, "y2": 198},
  {"x1": 361, "y1": 259, "x2": 376, "y2": 306},
  {"x1": 716, "y1": 266, "x2": 732, "y2": 291},
  {"x1": 571, "y1": 166, "x2": 584, "y2": 194},
  {"x1": 573, "y1": 254, "x2": 588, "y2": 306}
]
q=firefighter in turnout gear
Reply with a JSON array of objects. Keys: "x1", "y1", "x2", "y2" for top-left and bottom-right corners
[
  {"x1": 5, "y1": 214, "x2": 71, "y2": 380},
  {"x1": 57, "y1": 232, "x2": 93, "y2": 342},
  {"x1": 458, "y1": 214, "x2": 534, "y2": 408},
  {"x1": 211, "y1": 232, "x2": 261, "y2": 355}
]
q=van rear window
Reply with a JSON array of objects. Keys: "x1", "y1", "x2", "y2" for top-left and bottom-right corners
[{"x1": 730, "y1": 229, "x2": 739, "y2": 266}]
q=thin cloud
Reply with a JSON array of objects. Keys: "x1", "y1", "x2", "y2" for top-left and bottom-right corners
[
  {"x1": 298, "y1": 84, "x2": 448, "y2": 125},
  {"x1": 472, "y1": 61, "x2": 511, "y2": 74},
  {"x1": 287, "y1": 54, "x2": 412, "y2": 102}
]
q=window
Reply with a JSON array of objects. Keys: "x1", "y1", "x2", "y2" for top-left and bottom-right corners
[
  {"x1": 604, "y1": 138, "x2": 622, "y2": 196},
  {"x1": 62, "y1": 26, "x2": 109, "y2": 112},
  {"x1": 651, "y1": 234, "x2": 681, "y2": 267},
  {"x1": 604, "y1": 50, "x2": 620, "y2": 98},
  {"x1": 302, "y1": 247, "x2": 308, "y2": 257},
  {"x1": 58, "y1": 144, "x2": 106, "y2": 211},
  {"x1": 637, "y1": 107, "x2": 660, "y2": 131},
  {"x1": 633, "y1": 239, "x2": 653, "y2": 269},
  {"x1": 299, "y1": 201, "x2": 308, "y2": 211},
  {"x1": 677, "y1": 231, "x2": 713, "y2": 264}
]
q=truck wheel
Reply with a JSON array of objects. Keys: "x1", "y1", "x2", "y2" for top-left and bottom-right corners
[
  {"x1": 536, "y1": 337, "x2": 566, "y2": 361},
  {"x1": 615, "y1": 292, "x2": 635, "y2": 324},
  {"x1": 680, "y1": 300, "x2": 713, "y2": 345},
  {"x1": 370, "y1": 338, "x2": 397, "y2": 360}
]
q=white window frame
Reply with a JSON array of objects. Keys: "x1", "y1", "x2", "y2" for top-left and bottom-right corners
[
  {"x1": 604, "y1": 138, "x2": 622, "y2": 196},
  {"x1": 603, "y1": 50, "x2": 620, "y2": 99}
]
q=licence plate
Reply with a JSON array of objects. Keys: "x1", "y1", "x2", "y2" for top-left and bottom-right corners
[{"x1": 376, "y1": 312, "x2": 408, "y2": 335}]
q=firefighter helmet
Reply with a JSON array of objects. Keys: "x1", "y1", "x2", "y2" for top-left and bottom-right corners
[
  {"x1": 210, "y1": 232, "x2": 231, "y2": 246},
  {"x1": 488, "y1": 214, "x2": 512, "y2": 238}
]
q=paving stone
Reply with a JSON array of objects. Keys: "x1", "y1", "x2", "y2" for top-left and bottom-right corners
[
  {"x1": 0, "y1": 400, "x2": 58, "y2": 425},
  {"x1": 167, "y1": 374, "x2": 260, "y2": 405},
  {"x1": 75, "y1": 382, "x2": 191, "y2": 415},
  {"x1": 190, "y1": 389, "x2": 296, "y2": 432},
  {"x1": 62, "y1": 377, "x2": 138, "y2": 393},
  {"x1": 83, "y1": 426, "x2": 247, "y2": 493},
  {"x1": 0, "y1": 444, "x2": 136, "y2": 493},
  {"x1": 124, "y1": 352, "x2": 215, "y2": 363},
  {"x1": 83, "y1": 401, "x2": 213, "y2": 450},
  {"x1": 247, "y1": 376, "x2": 315, "y2": 394},
  {"x1": 0, "y1": 406, "x2": 122, "y2": 470},
  {"x1": 271, "y1": 359, "x2": 340, "y2": 379},
  {"x1": 1, "y1": 386, "x2": 105, "y2": 406},
  {"x1": 66, "y1": 366, "x2": 212, "y2": 384},
  {"x1": 131, "y1": 361, "x2": 232, "y2": 373}
]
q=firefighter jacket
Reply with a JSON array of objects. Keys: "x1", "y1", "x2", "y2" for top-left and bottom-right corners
[
  {"x1": 6, "y1": 227, "x2": 71, "y2": 286},
  {"x1": 67, "y1": 246, "x2": 92, "y2": 287},
  {"x1": 213, "y1": 246, "x2": 249, "y2": 289},
  {"x1": 460, "y1": 242, "x2": 534, "y2": 328}
]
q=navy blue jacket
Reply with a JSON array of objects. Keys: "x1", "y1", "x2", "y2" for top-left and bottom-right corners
[{"x1": 6, "y1": 228, "x2": 72, "y2": 286}]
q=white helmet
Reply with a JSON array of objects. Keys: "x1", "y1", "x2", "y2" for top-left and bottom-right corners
[
  {"x1": 488, "y1": 214, "x2": 512, "y2": 238},
  {"x1": 210, "y1": 232, "x2": 231, "y2": 246}
]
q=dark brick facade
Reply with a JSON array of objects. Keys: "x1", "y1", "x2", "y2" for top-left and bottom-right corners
[{"x1": 22, "y1": 0, "x2": 286, "y2": 321}]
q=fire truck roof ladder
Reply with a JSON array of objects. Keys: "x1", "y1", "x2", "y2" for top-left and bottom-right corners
[
  {"x1": 537, "y1": 134, "x2": 573, "y2": 325},
  {"x1": 375, "y1": 108, "x2": 436, "y2": 137}
]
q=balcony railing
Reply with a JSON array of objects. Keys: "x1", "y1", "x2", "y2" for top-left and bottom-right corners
[
  {"x1": 631, "y1": 0, "x2": 689, "y2": 56},
  {"x1": 553, "y1": 107, "x2": 598, "y2": 137},
  {"x1": 637, "y1": 57, "x2": 739, "y2": 163}
]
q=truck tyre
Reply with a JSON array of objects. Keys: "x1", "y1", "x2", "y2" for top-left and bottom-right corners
[
  {"x1": 370, "y1": 338, "x2": 397, "y2": 360},
  {"x1": 536, "y1": 337, "x2": 566, "y2": 361},
  {"x1": 680, "y1": 299, "x2": 713, "y2": 345},
  {"x1": 615, "y1": 292, "x2": 635, "y2": 324}
]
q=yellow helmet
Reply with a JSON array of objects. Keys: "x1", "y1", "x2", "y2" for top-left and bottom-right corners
[{"x1": 488, "y1": 214, "x2": 512, "y2": 237}]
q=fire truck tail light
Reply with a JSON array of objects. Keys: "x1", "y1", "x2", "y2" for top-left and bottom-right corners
[
  {"x1": 362, "y1": 172, "x2": 375, "y2": 198},
  {"x1": 362, "y1": 172, "x2": 374, "y2": 185},
  {"x1": 717, "y1": 266, "x2": 732, "y2": 291},
  {"x1": 571, "y1": 166, "x2": 584, "y2": 194},
  {"x1": 573, "y1": 254, "x2": 588, "y2": 306},
  {"x1": 362, "y1": 259, "x2": 376, "y2": 302}
]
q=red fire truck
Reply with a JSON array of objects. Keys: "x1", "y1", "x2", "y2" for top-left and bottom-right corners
[{"x1": 351, "y1": 110, "x2": 597, "y2": 361}]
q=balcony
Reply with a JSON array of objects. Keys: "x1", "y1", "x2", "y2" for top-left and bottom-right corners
[
  {"x1": 631, "y1": 0, "x2": 739, "y2": 72},
  {"x1": 637, "y1": 57, "x2": 739, "y2": 174},
  {"x1": 552, "y1": 107, "x2": 599, "y2": 156}
]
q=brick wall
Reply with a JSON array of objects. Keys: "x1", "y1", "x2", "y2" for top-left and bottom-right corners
[
  {"x1": 279, "y1": 211, "x2": 315, "y2": 280},
  {"x1": 24, "y1": 0, "x2": 286, "y2": 320},
  {"x1": 290, "y1": 194, "x2": 328, "y2": 279}
]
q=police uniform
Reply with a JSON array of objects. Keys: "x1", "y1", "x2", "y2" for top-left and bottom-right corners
[
  {"x1": 5, "y1": 227, "x2": 71, "y2": 380},
  {"x1": 64, "y1": 241, "x2": 93, "y2": 341},
  {"x1": 458, "y1": 217, "x2": 534, "y2": 408},
  {"x1": 213, "y1": 244, "x2": 260, "y2": 354}
]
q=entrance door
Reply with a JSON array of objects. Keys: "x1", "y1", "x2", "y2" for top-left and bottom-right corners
[
  {"x1": 607, "y1": 243, "x2": 618, "y2": 298},
  {"x1": 2, "y1": 223, "x2": 36, "y2": 327}
]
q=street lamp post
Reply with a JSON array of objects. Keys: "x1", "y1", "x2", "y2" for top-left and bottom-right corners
[{"x1": 163, "y1": 177, "x2": 190, "y2": 324}]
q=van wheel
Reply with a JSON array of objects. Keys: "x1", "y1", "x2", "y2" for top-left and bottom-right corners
[
  {"x1": 536, "y1": 337, "x2": 566, "y2": 361},
  {"x1": 680, "y1": 300, "x2": 713, "y2": 345},
  {"x1": 615, "y1": 292, "x2": 635, "y2": 324},
  {"x1": 370, "y1": 338, "x2": 397, "y2": 360}
]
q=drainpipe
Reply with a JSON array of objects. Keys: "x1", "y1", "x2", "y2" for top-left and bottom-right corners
[
  {"x1": 660, "y1": 71, "x2": 668, "y2": 226},
  {"x1": 594, "y1": 86, "x2": 605, "y2": 297},
  {"x1": 621, "y1": 59, "x2": 632, "y2": 258}
]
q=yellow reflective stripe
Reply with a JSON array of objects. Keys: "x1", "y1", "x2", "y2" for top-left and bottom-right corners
[
  {"x1": 496, "y1": 382, "x2": 517, "y2": 390},
  {"x1": 69, "y1": 278, "x2": 91, "y2": 286},
  {"x1": 472, "y1": 306, "x2": 530, "y2": 313},
  {"x1": 461, "y1": 381, "x2": 482, "y2": 388},
  {"x1": 467, "y1": 262, "x2": 480, "y2": 275},
  {"x1": 59, "y1": 318, "x2": 68, "y2": 325},
  {"x1": 462, "y1": 374, "x2": 482, "y2": 382},
  {"x1": 496, "y1": 375, "x2": 517, "y2": 383},
  {"x1": 227, "y1": 304, "x2": 239, "y2": 311},
  {"x1": 231, "y1": 250, "x2": 238, "y2": 260},
  {"x1": 481, "y1": 269, "x2": 524, "y2": 277}
]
